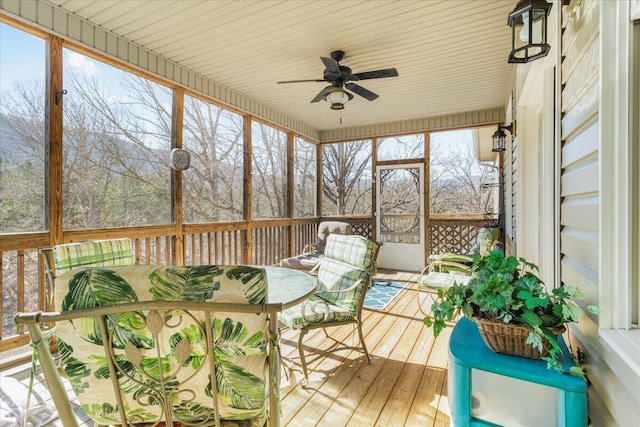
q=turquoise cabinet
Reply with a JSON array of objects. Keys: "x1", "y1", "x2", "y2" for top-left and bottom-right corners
[{"x1": 448, "y1": 318, "x2": 588, "y2": 427}]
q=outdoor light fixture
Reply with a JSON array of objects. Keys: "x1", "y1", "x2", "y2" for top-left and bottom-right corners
[
  {"x1": 507, "y1": 0, "x2": 553, "y2": 63},
  {"x1": 492, "y1": 124, "x2": 513, "y2": 152},
  {"x1": 325, "y1": 87, "x2": 353, "y2": 110}
]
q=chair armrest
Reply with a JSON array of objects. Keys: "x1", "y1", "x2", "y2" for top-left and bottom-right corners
[
  {"x1": 315, "y1": 277, "x2": 365, "y2": 299},
  {"x1": 302, "y1": 243, "x2": 318, "y2": 254},
  {"x1": 308, "y1": 261, "x2": 321, "y2": 276},
  {"x1": 300, "y1": 276, "x2": 367, "y2": 323}
]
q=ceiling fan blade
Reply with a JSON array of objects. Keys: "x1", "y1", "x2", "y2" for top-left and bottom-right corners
[
  {"x1": 352, "y1": 68, "x2": 398, "y2": 81},
  {"x1": 277, "y1": 79, "x2": 325, "y2": 83},
  {"x1": 311, "y1": 86, "x2": 333, "y2": 103},
  {"x1": 321, "y1": 56, "x2": 341, "y2": 78},
  {"x1": 345, "y1": 83, "x2": 379, "y2": 101}
]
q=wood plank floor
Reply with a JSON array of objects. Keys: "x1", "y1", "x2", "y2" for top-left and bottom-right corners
[
  {"x1": 3, "y1": 269, "x2": 452, "y2": 426},
  {"x1": 279, "y1": 269, "x2": 452, "y2": 427}
]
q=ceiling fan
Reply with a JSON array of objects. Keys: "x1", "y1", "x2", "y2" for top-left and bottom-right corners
[{"x1": 277, "y1": 50, "x2": 399, "y2": 110}]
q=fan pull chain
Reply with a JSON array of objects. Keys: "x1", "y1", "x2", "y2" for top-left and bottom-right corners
[{"x1": 340, "y1": 111, "x2": 342, "y2": 125}]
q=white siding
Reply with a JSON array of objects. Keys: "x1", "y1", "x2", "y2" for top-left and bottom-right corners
[
  {"x1": 318, "y1": 108, "x2": 505, "y2": 142},
  {"x1": 560, "y1": 1, "x2": 640, "y2": 425},
  {"x1": 560, "y1": 0, "x2": 600, "y2": 324}
]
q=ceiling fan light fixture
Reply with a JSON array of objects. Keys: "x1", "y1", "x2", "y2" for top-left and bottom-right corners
[
  {"x1": 278, "y1": 50, "x2": 398, "y2": 107},
  {"x1": 326, "y1": 87, "x2": 353, "y2": 110}
]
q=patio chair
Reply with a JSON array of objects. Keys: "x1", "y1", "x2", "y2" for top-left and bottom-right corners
[
  {"x1": 427, "y1": 226, "x2": 501, "y2": 268},
  {"x1": 279, "y1": 221, "x2": 352, "y2": 271},
  {"x1": 25, "y1": 238, "x2": 138, "y2": 419},
  {"x1": 279, "y1": 234, "x2": 381, "y2": 381},
  {"x1": 14, "y1": 264, "x2": 279, "y2": 427},
  {"x1": 417, "y1": 260, "x2": 472, "y2": 319},
  {"x1": 40, "y1": 238, "x2": 137, "y2": 306}
]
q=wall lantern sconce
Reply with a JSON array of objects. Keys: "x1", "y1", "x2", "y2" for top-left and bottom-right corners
[
  {"x1": 492, "y1": 124, "x2": 513, "y2": 152},
  {"x1": 325, "y1": 87, "x2": 353, "y2": 110},
  {"x1": 507, "y1": 0, "x2": 553, "y2": 63}
]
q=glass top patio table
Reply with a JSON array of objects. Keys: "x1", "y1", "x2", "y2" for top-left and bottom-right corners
[{"x1": 260, "y1": 265, "x2": 316, "y2": 308}]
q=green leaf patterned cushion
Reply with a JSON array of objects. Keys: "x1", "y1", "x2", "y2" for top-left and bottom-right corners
[
  {"x1": 55, "y1": 264, "x2": 268, "y2": 425},
  {"x1": 52, "y1": 238, "x2": 136, "y2": 274}
]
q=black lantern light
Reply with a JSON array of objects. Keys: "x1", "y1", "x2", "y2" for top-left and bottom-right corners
[
  {"x1": 492, "y1": 124, "x2": 513, "y2": 152},
  {"x1": 507, "y1": 0, "x2": 553, "y2": 63}
]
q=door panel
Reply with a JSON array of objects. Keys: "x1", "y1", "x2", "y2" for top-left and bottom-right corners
[{"x1": 376, "y1": 164, "x2": 424, "y2": 271}]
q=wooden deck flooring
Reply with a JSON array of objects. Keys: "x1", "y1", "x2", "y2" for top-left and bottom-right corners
[
  {"x1": 279, "y1": 269, "x2": 451, "y2": 427},
  {"x1": 3, "y1": 269, "x2": 452, "y2": 426}
]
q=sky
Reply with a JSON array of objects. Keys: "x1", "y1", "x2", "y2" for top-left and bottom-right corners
[
  {"x1": 0, "y1": 22, "x2": 106, "y2": 99},
  {"x1": 0, "y1": 24, "x2": 45, "y2": 92}
]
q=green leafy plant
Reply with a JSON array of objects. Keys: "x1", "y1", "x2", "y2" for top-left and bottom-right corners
[{"x1": 424, "y1": 249, "x2": 600, "y2": 375}]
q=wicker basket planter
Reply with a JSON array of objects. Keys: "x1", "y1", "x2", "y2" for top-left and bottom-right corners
[
  {"x1": 474, "y1": 318, "x2": 566, "y2": 359},
  {"x1": 425, "y1": 250, "x2": 600, "y2": 373}
]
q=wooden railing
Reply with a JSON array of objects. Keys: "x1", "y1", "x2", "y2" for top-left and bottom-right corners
[
  {"x1": 0, "y1": 214, "x2": 489, "y2": 362},
  {"x1": 0, "y1": 227, "x2": 175, "y2": 365}
]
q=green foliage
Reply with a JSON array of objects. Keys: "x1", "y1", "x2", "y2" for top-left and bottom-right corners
[
  {"x1": 0, "y1": 159, "x2": 45, "y2": 233},
  {"x1": 426, "y1": 249, "x2": 600, "y2": 375},
  {"x1": 62, "y1": 268, "x2": 151, "y2": 348},
  {"x1": 149, "y1": 265, "x2": 223, "y2": 301}
]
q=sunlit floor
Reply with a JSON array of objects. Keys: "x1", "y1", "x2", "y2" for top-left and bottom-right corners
[{"x1": 3, "y1": 269, "x2": 453, "y2": 427}]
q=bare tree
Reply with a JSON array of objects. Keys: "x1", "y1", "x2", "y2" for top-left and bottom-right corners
[
  {"x1": 252, "y1": 123, "x2": 287, "y2": 219},
  {"x1": 0, "y1": 82, "x2": 46, "y2": 232},
  {"x1": 430, "y1": 140, "x2": 495, "y2": 214},
  {"x1": 60, "y1": 69, "x2": 172, "y2": 228},
  {"x1": 294, "y1": 138, "x2": 316, "y2": 218},
  {"x1": 322, "y1": 140, "x2": 372, "y2": 216},
  {"x1": 182, "y1": 95, "x2": 244, "y2": 222}
]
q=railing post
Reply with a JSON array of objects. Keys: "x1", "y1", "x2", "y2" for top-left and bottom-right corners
[{"x1": 243, "y1": 115, "x2": 252, "y2": 264}]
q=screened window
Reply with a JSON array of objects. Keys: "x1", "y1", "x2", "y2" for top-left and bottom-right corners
[
  {"x1": 0, "y1": 23, "x2": 46, "y2": 345},
  {"x1": 61, "y1": 49, "x2": 172, "y2": 229},
  {"x1": 429, "y1": 129, "x2": 496, "y2": 215},
  {"x1": 252, "y1": 122, "x2": 287, "y2": 219},
  {"x1": 0, "y1": 23, "x2": 46, "y2": 233},
  {"x1": 378, "y1": 134, "x2": 424, "y2": 161},
  {"x1": 182, "y1": 95, "x2": 244, "y2": 222},
  {"x1": 322, "y1": 140, "x2": 372, "y2": 216},
  {"x1": 294, "y1": 137, "x2": 316, "y2": 218},
  {"x1": 632, "y1": 20, "x2": 640, "y2": 327}
]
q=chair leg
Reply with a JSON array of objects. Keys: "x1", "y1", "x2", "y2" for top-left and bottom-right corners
[
  {"x1": 357, "y1": 321, "x2": 371, "y2": 364},
  {"x1": 417, "y1": 285, "x2": 437, "y2": 317},
  {"x1": 298, "y1": 330, "x2": 309, "y2": 380}
]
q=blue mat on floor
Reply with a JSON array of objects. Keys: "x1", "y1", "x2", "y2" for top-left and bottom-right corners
[{"x1": 364, "y1": 280, "x2": 408, "y2": 310}]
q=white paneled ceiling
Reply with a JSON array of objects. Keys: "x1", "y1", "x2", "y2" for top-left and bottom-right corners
[{"x1": 47, "y1": 0, "x2": 516, "y2": 132}]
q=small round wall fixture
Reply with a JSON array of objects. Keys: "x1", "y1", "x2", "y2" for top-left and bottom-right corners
[
  {"x1": 170, "y1": 148, "x2": 191, "y2": 170},
  {"x1": 507, "y1": 0, "x2": 553, "y2": 63}
]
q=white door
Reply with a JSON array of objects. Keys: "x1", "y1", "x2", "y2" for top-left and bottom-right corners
[{"x1": 376, "y1": 163, "x2": 425, "y2": 271}]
